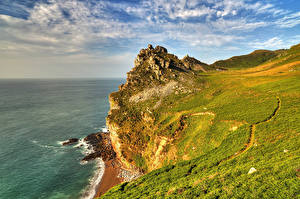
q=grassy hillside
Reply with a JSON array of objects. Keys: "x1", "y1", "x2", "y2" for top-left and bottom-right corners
[
  {"x1": 102, "y1": 44, "x2": 300, "y2": 198},
  {"x1": 210, "y1": 49, "x2": 281, "y2": 69}
]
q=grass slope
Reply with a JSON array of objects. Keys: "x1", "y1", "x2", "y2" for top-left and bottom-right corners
[
  {"x1": 210, "y1": 49, "x2": 281, "y2": 69},
  {"x1": 101, "y1": 44, "x2": 300, "y2": 198}
]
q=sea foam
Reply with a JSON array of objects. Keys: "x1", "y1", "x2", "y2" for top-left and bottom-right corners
[{"x1": 80, "y1": 158, "x2": 105, "y2": 199}]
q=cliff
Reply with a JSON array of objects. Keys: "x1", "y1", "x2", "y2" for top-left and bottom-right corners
[{"x1": 106, "y1": 44, "x2": 213, "y2": 171}]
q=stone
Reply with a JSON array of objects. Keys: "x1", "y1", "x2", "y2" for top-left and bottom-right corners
[
  {"x1": 82, "y1": 132, "x2": 116, "y2": 162},
  {"x1": 148, "y1": 44, "x2": 153, "y2": 50},
  {"x1": 62, "y1": 138, "x2": 79, "y2": 145},
  {"x1": 248, "y1": 167, "x2": 257, "y2": 174},
  {"x1": 155, "y1": 45, "x2": 168, "y2": 53}
]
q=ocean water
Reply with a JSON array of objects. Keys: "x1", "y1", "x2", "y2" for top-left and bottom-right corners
[{"x1": 0, "y1": 79, "x2": 124, "y2": 199}]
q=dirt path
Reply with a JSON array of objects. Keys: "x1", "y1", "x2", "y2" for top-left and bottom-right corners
[
  {"x1": 218, "y1": 96, "x2": 281, "y2": 164},
  {"x1": 174, "y1": 111, "x2": 216, "y2": 137},
  {"x1": 173, "y1": 97, "x2": 281, "y2": 166}
]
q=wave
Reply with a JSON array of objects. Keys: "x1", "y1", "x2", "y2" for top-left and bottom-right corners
[
  {"x1": 31, "y1": 141, "x2": 55, "y2": 149},
  {"x1": 101, "y1": 127, "x2": 108, "y2": 133},
  {"x1": 73, "y1": 138, "x2": 94, "y2": 155},
  {"x1": 31, "y1": 140, "x2": 62, "y2": 151},
  {"x1": 93, "y1": 126, "x2": 108, "y2": 133},
  {"x1": 34, "y1": 137, "x2": 106, "y2": 199},
  {"x1": 56, "y1": 140, "x2": 68, "y2": 146},
  {"x1": 80, "y1": 158, "x2": 105, "y2": 199}
]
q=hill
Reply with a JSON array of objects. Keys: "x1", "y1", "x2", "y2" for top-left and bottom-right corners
[
  {"x1": 210, "y1": 49, "x2": 281, "y2": 69},
  {"x1": 101, "y1": 43, "x2": 300, "y2": 198}
]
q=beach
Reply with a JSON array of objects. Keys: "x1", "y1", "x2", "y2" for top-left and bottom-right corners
[{"x1": 93, "y1": 159, "x2": 123, "y2": 198}]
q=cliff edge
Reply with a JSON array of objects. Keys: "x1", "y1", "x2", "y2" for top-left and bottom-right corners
[{"x1": 106, "y1": 44, "x2": 211, "y2": 171}]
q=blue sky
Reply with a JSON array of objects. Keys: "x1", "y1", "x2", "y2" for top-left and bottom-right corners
[{"x1": 0, "y1": 0, "x2": 299, "y2": 78}]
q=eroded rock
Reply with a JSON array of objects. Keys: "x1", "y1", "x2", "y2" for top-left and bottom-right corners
[
  {"x1": 82, "y1": 132, "x2": 116, "y2": 162},
  {"x1": 62, "y1": 138, "x2": 79, "y2": 146}
]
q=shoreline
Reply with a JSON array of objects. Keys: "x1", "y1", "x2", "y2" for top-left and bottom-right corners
[
  {"x1": 77, "y1": 131, "x2": 141, "y2": 198},
  {"x1": 79, "y1": 131, "x2": 123, "y2": 198},
  {"x1": 93, "y1": 159, "x2": 123, "y2": 198}
]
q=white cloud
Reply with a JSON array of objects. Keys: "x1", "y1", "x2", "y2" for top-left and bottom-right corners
[
  {"x1": 275, "y1": 11, "x2": 300, "y2": 28},
  {"x1": 211, "y1": 18, "x2": 267, "y2": 32},
  {"x1": 172, "y1": 6, "x2": 215, "y2": 19},
  {"x1": 251, "y1": 37, "x2": 283, "y2": 49},
  {"x1": 249, "y1": 36, "x2": 300, "y2": 49}
]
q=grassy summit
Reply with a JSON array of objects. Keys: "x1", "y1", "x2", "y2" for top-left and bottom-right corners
[
  {"x1": 210, "y1": 49, "x2": 280, "y2": 69},
  {"x1": 103, "y1": 44, "x2": 300, "y2": 198}
]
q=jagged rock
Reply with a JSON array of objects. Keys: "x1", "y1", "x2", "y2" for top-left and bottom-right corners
[
  {"x1": 154, "y1": 45, "x2": 168, "y2": 53},
  {"x1": 118, "y1": 84, "x2": 124, "y2": 90},
  {"x1": 125, "y1": 44, "x2": 190, "y2": 85},
  {"x1": 62, "y1": 138, "x2": 79, "y2": 145},
  {"x1": 82, "y1": 132, "x2": 116, "y2": 162},
  {"x1": 182, "y1": 55, "x2": 210, "y2": 72}
]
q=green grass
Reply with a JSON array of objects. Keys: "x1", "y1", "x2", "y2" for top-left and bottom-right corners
[
  {"x1": 101, "y1": 43, "x2": 300, "y2": 198},
  {"x1": 210, "y1": 49, "x2": 280, "y2": 69}
]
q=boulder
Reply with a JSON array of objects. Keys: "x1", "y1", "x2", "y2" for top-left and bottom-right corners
[
  {"x1": 62, "y1": 138, "x2": 79, "y2": 146},
  {"x1": 155, "y1": 45, "x2": 168, "y2": 53}
]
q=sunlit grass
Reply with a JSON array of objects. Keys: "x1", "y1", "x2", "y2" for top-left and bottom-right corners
[{"x1": 101, "y1": 44, "x2": 300, "y2": 198}]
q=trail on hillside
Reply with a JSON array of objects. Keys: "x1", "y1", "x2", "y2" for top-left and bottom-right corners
[
  {"x1": 218, "y1": 96, "x2": 281, "y2": 165},
  {"x1": 174, "y1": 112, "x2": 215, "y2": 137},
  {"x1": 173, "y1": 97, "x2": 281, "y2": 165}
]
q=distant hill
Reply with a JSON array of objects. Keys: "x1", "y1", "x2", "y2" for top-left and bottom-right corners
[{"x1": 210, "y1": 49, "x2": 281, "y2": 69}]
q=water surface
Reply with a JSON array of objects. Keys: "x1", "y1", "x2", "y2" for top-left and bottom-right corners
[{"x1": 0, "y1": 78, "x2": 124, "y2": 199}]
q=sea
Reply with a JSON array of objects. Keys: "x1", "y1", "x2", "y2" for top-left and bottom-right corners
[{"x1": 0, "y1": 78, "x2": 124, "y2": 199}]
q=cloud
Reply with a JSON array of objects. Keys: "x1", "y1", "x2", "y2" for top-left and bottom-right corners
[
  {"x1": 249, "y1": 36, "x2": 300, "y2": 49},
  {"x1": 275, "y1": 11, "x2": 300, "y2": 28},
  {"x1": 211, "y1": 18, "x2": 268, "y2": 32},
  {"x1": 250, "y1": 37, "x2": 284, "y2": 49}
]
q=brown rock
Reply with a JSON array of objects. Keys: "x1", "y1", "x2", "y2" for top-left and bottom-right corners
[
  {"x1": 62, "y1": 138, "x2": 79, "y2": 146},
  {"x1": 82, "y1": 132, "x2": 116, "y2": 162},
  {"x1": 155, "y1": 45, "x2": 168, "y2": 53}
]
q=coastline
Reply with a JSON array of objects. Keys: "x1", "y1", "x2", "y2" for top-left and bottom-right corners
[
  {"x1": 93, "y1": 159, "x2": 123, "y2": 198},
  {"x1": 79, "y1": 131, "x2": 124, "y2": 198},
  {"x1": 79, "y1": 131, "x2": 141, "y2": 198}
]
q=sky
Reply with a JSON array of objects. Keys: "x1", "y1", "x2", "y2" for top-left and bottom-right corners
[{"x1": 0, "y1": 0, "x2": 299, "y2": 78}]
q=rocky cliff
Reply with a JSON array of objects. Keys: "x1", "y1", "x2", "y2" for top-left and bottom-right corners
[{"x1": 106, "y1": 44, "x2": 211, "y2": 172}]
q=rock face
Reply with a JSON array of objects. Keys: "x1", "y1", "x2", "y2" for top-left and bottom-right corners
[
  {"x1": 182, "y1": 55, "x2": 211, "y2": 72},
  {"x1": 124, "y1": 44, "x2": 188, "y2": 89},
  {"x1": 82, "y1": 132, "x2": 116, "y2": 162},
  {"x1": 106, "y1": 44, "x2": 210, "y2": 171},
  {"x1": 62, "y1": 138, "x2": 79, "y2": 146}
]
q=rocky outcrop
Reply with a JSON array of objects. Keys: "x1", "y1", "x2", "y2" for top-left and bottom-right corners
[
  {"x1": 82, "y1": 132, "x2": 116, "y2": 162},
  {"x1": 123, "y1": 44, "x2": 190, "y2": 89},
  {"x1": 182, "y1": 55, "x2": 211, "y2": 72},
  {"x1": 62, "y1": 138, "x2": 79, "y2": 146}
]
